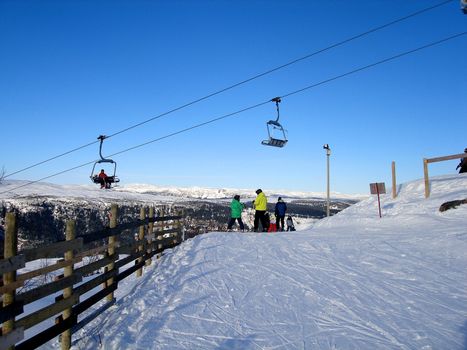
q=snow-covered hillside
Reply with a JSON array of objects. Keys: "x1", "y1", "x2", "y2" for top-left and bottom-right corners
[{"x1": 65, "y1": 174, "x2": 467, "y2": 350}]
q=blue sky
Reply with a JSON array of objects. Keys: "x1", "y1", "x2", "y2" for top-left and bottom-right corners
[{"x1": 1, "y1": 0, "x2": 466, "y2": 195}]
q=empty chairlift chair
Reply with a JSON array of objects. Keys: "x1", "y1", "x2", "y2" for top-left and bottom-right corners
[{"x1": 261, "y1": 97, "x2": 288, "y2": 148}]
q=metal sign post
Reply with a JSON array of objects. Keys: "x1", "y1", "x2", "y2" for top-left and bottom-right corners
[
  {"x1": 323, "y1": 144, "x2": 331, "y2": 217},
  {"x1": 370, "y1": 182, "x2": 386, "y2": 218}
]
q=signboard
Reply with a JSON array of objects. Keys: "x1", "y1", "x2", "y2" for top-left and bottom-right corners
[{"x1": 370, "y1": 182, "x2": 386, "y2": 195}]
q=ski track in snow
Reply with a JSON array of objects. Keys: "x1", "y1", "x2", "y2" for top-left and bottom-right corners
[
  {"x1": 38, "y1": 175, "x2": 467, "y2": 349},
  {"x1": 70, "y1": 226, "x2": 467, "y2": 350}
]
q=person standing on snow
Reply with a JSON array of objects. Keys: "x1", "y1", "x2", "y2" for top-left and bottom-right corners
[
  {"x1": 253, "y1": 189, "x2": 269, "y2": 232},
  {"x1": 227, "y1": 195, "x2": 245, "y2": 231},
  {"x1": 286, "y1": 216, "x2": 295, "y2": 231},
  {"x1": 456, "y1": 148, "x2": 467, "y2": 174},
  {"x1": 274, "y1": 197, "x2": 287, "y2": 231}
]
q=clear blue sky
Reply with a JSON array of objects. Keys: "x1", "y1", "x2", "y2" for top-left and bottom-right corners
[{"x1": 1, "y1": 0, "x2": 466, "y2": 195}]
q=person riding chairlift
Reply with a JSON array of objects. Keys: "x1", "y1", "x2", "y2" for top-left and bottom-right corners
[{"x1": 98, "y1": 169, "x2": 110, "y2": 189}]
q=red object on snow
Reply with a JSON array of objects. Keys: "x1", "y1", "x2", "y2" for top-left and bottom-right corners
[{"x1": 268, "y1": 223, "x2": 277, "y2": 232}]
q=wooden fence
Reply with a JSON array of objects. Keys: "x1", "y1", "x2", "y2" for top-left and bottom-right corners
[
  {"x1": 423, "y1": 152, "x2": 466, "y2": 198},
  {"x1": 0, "y1": 204, "x2": 185, "y2": 349}
]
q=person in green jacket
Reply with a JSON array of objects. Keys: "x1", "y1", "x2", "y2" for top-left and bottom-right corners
[
  {"x1": 253, "y1": 189, "x2": 269, "y2": 232},
  {"x1": 227, "y1": 195, "x2": 245, "y2": 231}
]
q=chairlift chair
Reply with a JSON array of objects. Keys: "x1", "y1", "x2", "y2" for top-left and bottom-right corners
[
  {"x1": 90, "y1": 135, "x2": 120, "y2": 187},
  {"x1": 261, "y1": 97, "x2": 288, "y2": 148}
]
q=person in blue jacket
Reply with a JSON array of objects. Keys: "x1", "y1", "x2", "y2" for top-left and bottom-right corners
[{"x1": 274, "y1": 197, "x2": 287, "y2": 231}]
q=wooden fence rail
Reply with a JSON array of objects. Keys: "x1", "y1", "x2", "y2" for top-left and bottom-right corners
[
  {"x1": 423, "y1": 152, "x2": 466, "y2": 198},
  {"x1": 0, "y1": 204, "x2": 185, "y2": 350}
]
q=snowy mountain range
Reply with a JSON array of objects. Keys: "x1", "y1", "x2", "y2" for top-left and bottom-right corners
[
  {"x1": 115, "y1": 183, "x2": 367, "y2": 201},
  {"x1": 0, "y1": 180, "x2": 366, "y2": 202}
]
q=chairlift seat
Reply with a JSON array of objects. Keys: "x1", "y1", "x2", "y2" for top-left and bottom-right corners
[
  {"x1": 262, "y1": 138, "x2": 288, "y2": 148},
  {"x1": 261, "y1": 97, "x2": 288, "y2": 148},
  {"x1": 92, "y1": 175, "x2": 120, "y2": 184},
  {"x1": 90, "y1": 135, "x2": 120, "y2": 186}
]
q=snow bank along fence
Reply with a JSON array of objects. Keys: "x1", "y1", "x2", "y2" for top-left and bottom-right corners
[
  {"x1": 0, "y1": 204, "x2": 185, "y2": 350},
  {"x1": 423, "y1": 152, "x2": 466, "y2": 198}
]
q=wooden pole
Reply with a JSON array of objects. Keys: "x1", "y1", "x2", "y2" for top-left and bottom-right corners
[
  {"x1": 146, "y1": 206, "x2": 154, "y2": 266},
  {"x1": 425, "y1": 152, "x2": 466, "y2": 163},
  {"x1": 157, "y1": 207, "x2": 165, "y2": 259},
  {"x1": 61, "y1": 220, "x2": 75, "y2": 350},
  {"x1": 391, "y1": 161, "x2": 397, "y2": 199},
  {"x1": 136, "y1": 207, "x2": 146, "y2": 277},
  {"x1": 175, "y1": 210, "x2": 183, "y2": 244},
  {"x1": 423, "y1": 158, "x2": 430, "y2": 198},
  {"x1": 106, "y1": 204, "x2": 118, "y2": 302},
  {"x1": 3, "y1": 212, "x2": 17, "y2": 343},
  {"x1": 180, "y1": 209, "x2": 185, "y2": 241}
]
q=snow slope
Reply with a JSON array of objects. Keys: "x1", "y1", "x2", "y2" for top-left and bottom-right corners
[{"x1": 60, "y1": 174, "x2": 467, "y2": 349}]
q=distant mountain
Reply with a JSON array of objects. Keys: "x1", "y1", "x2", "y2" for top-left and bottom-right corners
[
  {"x1": 115, "y1": 183, "x2": 367, "y2": 202},
  {"x1": 0, "y1": 180, "x2": 366, "y2": 202},
  {"x1": 0, "y1": 180, "x2": 362, "y2": 248}
]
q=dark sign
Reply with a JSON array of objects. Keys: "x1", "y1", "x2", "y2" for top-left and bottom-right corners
[{"x1": 370, "y1": 182, "x2": 386, "y2": 195}]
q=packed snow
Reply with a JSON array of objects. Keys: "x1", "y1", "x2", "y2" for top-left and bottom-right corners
[{"x1": 55, "y1": 173, "x2": 467, "y2": 350}]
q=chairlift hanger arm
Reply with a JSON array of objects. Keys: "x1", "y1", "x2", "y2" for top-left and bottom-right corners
[
  {"x1": 271, "y1": 97, "x2": 281, "y2": 122},
  {"x1": 97, "y1": 135, "x2": 111, "y2": 161}
]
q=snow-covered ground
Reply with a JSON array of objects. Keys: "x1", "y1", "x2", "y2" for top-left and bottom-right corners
[{"x1": 61, "y1": 174, "x2": 467, "y2": 350}]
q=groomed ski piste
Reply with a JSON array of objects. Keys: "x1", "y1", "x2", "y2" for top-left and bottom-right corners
[{"x1": 58, "y1": 174, "x2": 467, "y2": 349}]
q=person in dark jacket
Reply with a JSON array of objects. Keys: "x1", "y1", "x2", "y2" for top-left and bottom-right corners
[
  {"x1": 274, "y1": 197, "x2": 287, "y2": 231},
  {"x1": 227, "y1": 195, "x2": 245, "y2": 231},
  {"x1": 456, "y1": 148, "x2": 467, "y2": 174}
]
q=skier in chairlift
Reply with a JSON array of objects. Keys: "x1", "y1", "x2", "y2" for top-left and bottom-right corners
[{"x1": 98, "y1": 169, "x2": 110, "y2": 189}]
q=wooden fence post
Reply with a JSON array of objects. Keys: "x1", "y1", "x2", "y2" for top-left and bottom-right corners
[
  {"x1": 2, "y1": 212, "x2": 17, "y2": 344},
  {"x1": 157, "y1": 207, "x2": 165, "y2": 259},
  {"x1": 180, "y1": 209, "x2": 185, "y2": 241},
  {"x1": 61, "y1": 220, "x2": 75, "y2": 350},
  {"x1": 391, "y1": 161, "x2": 397, "y2": 199},
  {"x1": 175, "y1": 210, "x2": 183, "y2": 244},
  {"x1": 106, "y1": 204, "x2": 118, "y2": 302},
  {"x1": 146, "y1": 206, "x2": 154, "y2": 266},
  {"x1": 423, "y1": 158, "x2": 430, "y2": 198},
  {"x1": 136, "y1": 207, "x2": 146, "y2": 277}
]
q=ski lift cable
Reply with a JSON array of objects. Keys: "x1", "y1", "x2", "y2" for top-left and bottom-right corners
[
  {"x1": 1, "y1": 30, "x2": 464, "y2": 195},
  {"x1": 3, "y1": 0, "x2": 455, "y2": 180},
  {"x1": 0, "y1": 101, "x2": 271, "y2": 195},
  {"x1": 105, "y1": 0, "x2": 455, "y2": 139},
  {"x1": 3, "y1": 140, "x2": 99, "y2": 179},
  {"x1": 280, "y1": 31, "x2": 467, "y2": 100}
]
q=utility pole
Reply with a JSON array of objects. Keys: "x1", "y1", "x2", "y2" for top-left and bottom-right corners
[{"x1": 323, "y1": 144, "x2": 331, "y2": 217}]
